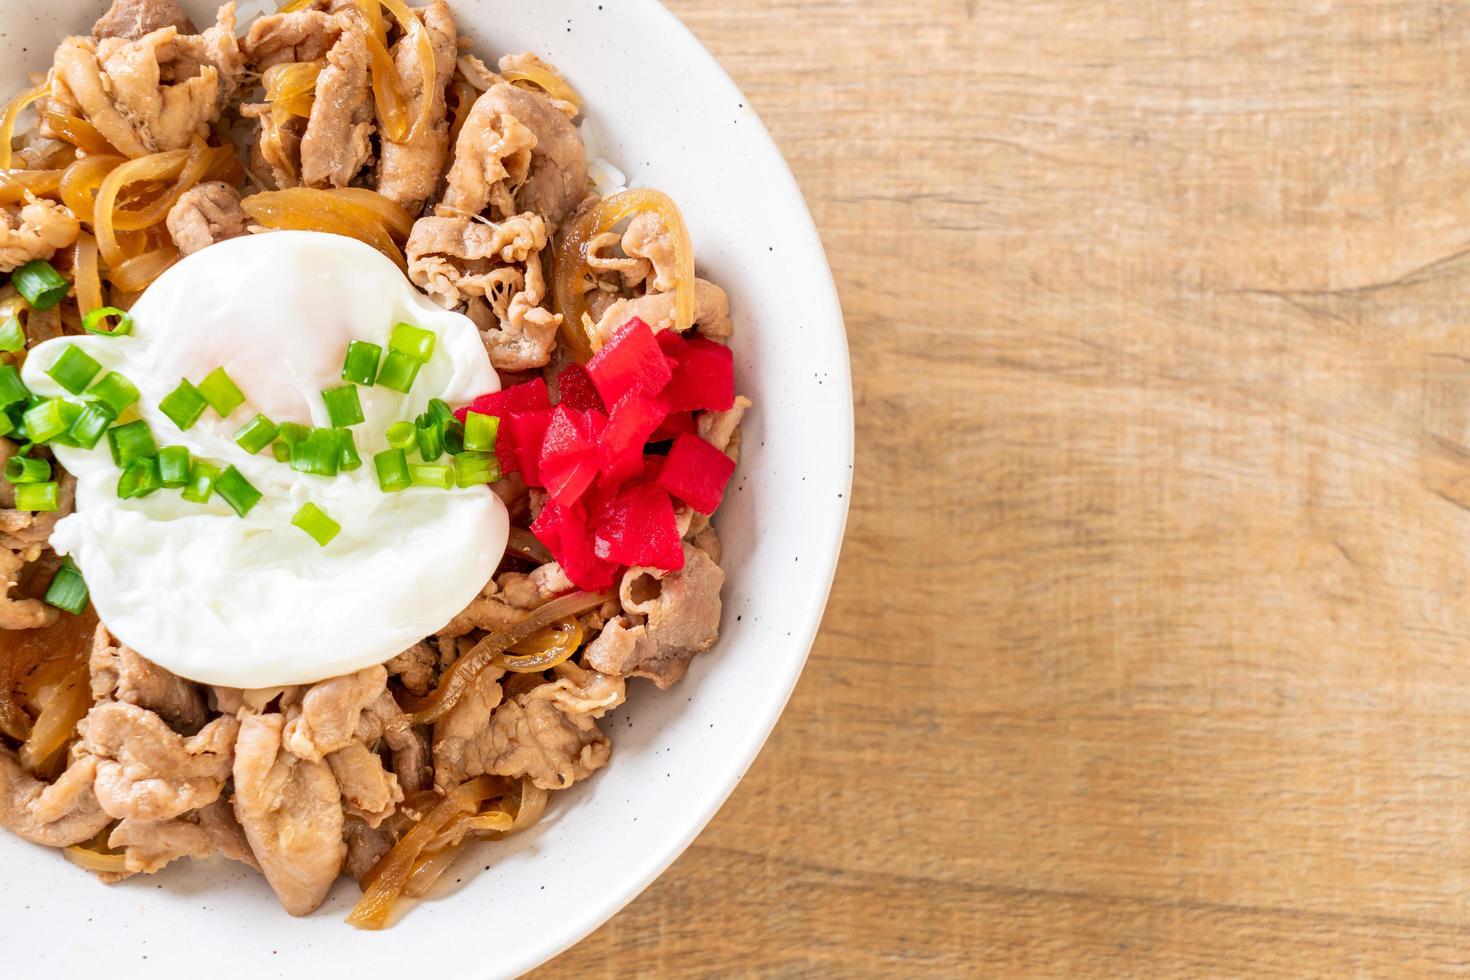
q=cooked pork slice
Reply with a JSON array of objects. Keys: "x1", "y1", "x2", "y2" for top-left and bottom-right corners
[
  {"x1": 327, "y1": 741, "x2": 402, "y2": 828},
  {"x1": 281, "y1": 665, "x2": 386, "y2": 761},
  {"x1": 342, "y1": 816, "x2": 394, "y2": 880},
  {"x1": 377, "y1": 0, "x2": 457, "y2": 210},
  {"x1": 107, "y1": 798, "x2": 258, "y2": 875},
  {"x1": 437, "y1": 573, "x2": 524, "y2": 638},
  {"x1": 438, "y1": 662, "x2": 622, "y2": 792},
  {"x1": 240, "y1": 103, "x2": 302, "y2": 189},
  {"x1": 79, "y1": 701, "x2": 238, "y2": 821},
  {"x1": 406, "y1": 213, "x2": 560, "y2": 370},
  {"x1": 437, "y1": 93, "x2": 535, "y2": 219},
  {"x1": 299, "y1": 17, "x2": 373, "y2": 188},
  {"x1": 241, "y1": 9, "x2": 341, "y2": 70},
  {"x1": 386, "y1": 641, "x2": 436, "y2": 696},
  {"x1": 51, "y1": 29, "x2": 218, "y2": 158},
  {"x1": 431, "y1": 664, "x2": 506, "y2": 790},
  {"x1": 0, "y1": 199, "x2": 80, "y2": 273},
  {"x1": 166, "y1": 181, "x2": 249, "y2": 256},
  {"x1": 698, "y1": 395, "x2": 751, "y2": 462},
  {"x1": 0, "y1": 750, "x2": 110, "y2": 847},
  {"x1": 476, "y1": 83, "x2": 587, "y2": 229},
  {"x1": 496, "y1": 562, "x2": 573, "y2": 610},
  {"x1": 357, "y1": 689, "x2": 430, "y2": 792},
  {"x1": 171, "y1": 3, "x2": 245, "y2": 108},
  {"x1": 92, "y1": 0, "x2": 196, "y2": 40},
  {"x1": 591, "y1": 277, "x2": 734, "y2": 345},
  {"x1": 620, "y1": 211, "x2": 679, "y2": 294},
  {"x1": 585, "y1": 544, "x2": 725, "y2": 689},
  {"x1": 232, "y1": 711, "x2": 346, "y2": 916},
  {"x1": 89, "y1": 624, "x2": 207, "y2": 732},
  {"x1": 0, "y1": 545, "x2": 57, "y2": 630}
]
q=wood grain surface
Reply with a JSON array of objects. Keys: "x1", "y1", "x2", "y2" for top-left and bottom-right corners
[{"x1": 537, "y1": 1, "x2": 1470, "y2": 975}]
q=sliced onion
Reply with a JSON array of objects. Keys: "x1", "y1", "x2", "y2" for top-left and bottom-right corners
[
  {"x1": 380, "y1": 0, "x2": 438, "y2": 143},
  {"x1": 18, "y1": 662, "x2": 89, "y2": 772},
  {"x1": 241, "y1": 188, "x2": 406, "y2": 267},
  {"x1": 263, "y1": 60, "x2": 326, "y2": 125},
  {"x1": 42, "y1": 111, "x2": 118, "y2": 157},
  {"x1": 0, "y1": 168, "x2": 64, "y2": 204},
  {"x1": 59, "y1": 154, "x2": 124, "y2": 225},
  {"x1": 331, "y1": 187, "x2": 414, "y2": 239},
  {"x1": 552, "y1": 189, "x2": 696, "y2": 360},
  {"x1": 112, "y1": 138, "x2": 211, "y2": 233},
  {"x1": 93, "y1": 147, "x2": 191, "y2": 267},
  {"x1": 0, "y1": 84, "x2": 46, "y2": 171},
  {"x1": 499, "y1": 617, "x2": 583, "y2": 673},
  {"x1": 503, "y1": 65, "x2": 581, "y2": 112},
  {"x1": 401, "y1": 590, "x2": 611, "y2": 724},
  {"x1": 65, "y1": 844, "x2": 128, "y2": 874},
  {"x1": 108, "y1": 244, "x2": 179, "y2": 293},
  {"x1": 73, "y1": 233, "x2": 103, "y2": 316}
]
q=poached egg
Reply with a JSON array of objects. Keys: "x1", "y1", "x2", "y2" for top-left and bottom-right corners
[{"x1": 21, "y1": 231, "x2": 507, "y2": 687}]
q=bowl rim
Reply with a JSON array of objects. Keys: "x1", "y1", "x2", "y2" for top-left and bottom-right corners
[{"x1": 521, "y1": 4, "x2": 853, "y2": 969}]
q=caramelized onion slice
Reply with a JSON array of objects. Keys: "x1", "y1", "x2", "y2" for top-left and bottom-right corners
[
  {"x1": 65, "y1": 844, "x2": 128, "y2": 874},
  {"x1": 331, "y1": 187, "x2": 414, "y2": 239},
  {"x1": 263, "y1": 59, "x2": 326, "y2": 124},
  {"x1": 60, "y1": 154, "x2": 124, "y2": 225},
  {"x1": 499, "y1": 617, "x2": 583, "y2": 673},
  {"x1": 0, "y1": 168, "x2": 63, "y2": 204},
  {"x1": 552, "y1": 189, "x2": 695, "y2": 361},
  {"x1": 241, "y1": 188, "x2": 406, "y2": 267},
  {"x1": 73, "y1": 233, "x2": 103, "y2": 317},
  {"x1": 93, "y1": 146, "x2": 192, "y2": 267},
  {"x1": 43, "y1": 111, "x2": 118, "y2": 157},
  {"x1": 18, "y1": 661, "x2": 89, "y2": 772},
  {"x1": 506, "y1": 526, "x2": 554, "y2": 565},
  {"x1": 380, "y1": 0, "x2": 438, "y2": 142},
  {"x1": 401, "y1": 590, "x2": 611, "y2": 724},
  {"x1": 0, "y1": 84, "x2": 46, "y2": 171},
  {"x1": 503, "y1": 65, "x2": 581, "y2": 112}
]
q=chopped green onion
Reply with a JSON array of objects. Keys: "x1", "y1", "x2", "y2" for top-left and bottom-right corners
[
  {"x1": 45, "y1": 345, "x2": 102, "y2": 395},
  {"x1": 409, "y1": 462, "x2": 453, "y2": 489},
  {"x1": 342, "y1": 340, "x2": 381, "y2": 386},
  {"x1": 336, "y1": 428, "x2": 362, "y2": 471},
  {"x1": 234, "y1": 414, "x2": 279, "y2": 455},
  {"x1": 117, "y1": 457, "x2": 162, "y2": 499},
  {"x1": 373, "y1": 447, "x2": 410, "y2": 492},
  {"x1": 415, "y1": 413, "x2": 444, "y2": 461},
  {"x1": 107, "y1": 419, "x2": 157, "y2": 466},
  {"x1": 279, "y1": 421, "x2": 310, "y2": 449},
  {"x1": 389, "y1": 322, "x2": 435, "y2": 361},
  {"x1": 14, "y1": 480, "x2": 59, "y2": 511},
  {"x1": 453, "y1": 450, "x2": 500, "y2": 487},
  {"x1": 426, "y1": 398, "x2": 454, "y2": 425},
  {"x1": 181, "y1": 459, "x2": 221, "y2": 503},
  {"x1": 159, "y1": 379, "x2": 208, "y2": 430},
  {"x1": 290, "y1": 428, "x2": 340, "y2": 477},
  {"x1": 3, "y1": 454, "x2": 49, "y2": 483},
  {"x1": 0, "y1": 365, "x2": 27, "y2": 409},
  {"x1": 49, "y1": 401, "x2": 84, "y2": 447},
  {"x1": 271, "y1": 440, "x2": 291, "y2": 462},
  {"x1": 82, "y1": 306, "x2": 134, "y2": 337},
  {"x1": 291, "y1": 502, "x2": 340, "y2": 546},
  {"x1": 44, "y1": 558, "x2": 87, "y2": 614},
  {"x1": 13, "y1": 260, "x2": 68, "y2": 311},
  {"x1": 386, "y1": 420, "x2": 415, "y2": 449},
  {"x1": 0, "y1": 412, "x2": 14, "y2": 439},
  {"x1": 463, "y1": 411, "x2": 499, "y2": 453},
  {"x1": 0, "y1": 315, "x2": 25, "y2": 353},
  {"x1": 375, "y1": 349, "x2": 422, "y2": 393},
  {"x1": 443, "y1": 420, "x2": 464, "y2": 455},
  {"x1": 321, "y1": 384, "x2": 364, "y2": 428},
  {"x1": 85, "y1": 371, "x2": 138, "y2": 415},
  {"x1": 214, "y1": 465, "x2": 262, "y2": 516},
  {"x1": 6, "y1": 407, "x2": 25, "y2": 441},
  {"x1": 198, "y1": 366, "x2": 245, "y2": 417},
  {"x1": 68, "y1": 402, "x2": 116, "y2": 450},
  {"x1": 158, "y1": 445, "x2": 190, "y2": 487},
  {"x1": 23, "y1": 398, "x2": 73, "y2": 444}
]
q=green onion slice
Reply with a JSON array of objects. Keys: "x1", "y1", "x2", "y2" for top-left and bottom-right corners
[
  {"x1": 43, "y1": 558, "x2": 87, "y2": 614},
  {"x1": 181, "y1": 459, "x2": 221, "y2": 504},
  {"x1": 0, "y1": 365, "x2": 28, "y2": 408},
  {"x1": 463, "y1": 411, "x2": 499, "y2": 453},
  {"x1": 82, "y1": 306, "x2": 134, "y2": 337},
  {"x1": 0, "y1": 315, "x2": 25, "y2": 353},
  {"x1": 453, "y1": 450, "x2": 501, "y2": 488},
  {"x1": 68, "y1": 402, "x2": 116, "y2": 450},
  {"x1": 415, "y1": 413, "x2": 444, "y2": 461},
  {"x1": 159, "y1": 379, "x2": 208, "y2": 431},
  {"x1": 107, "y1": 419, "x2": 157, "y2": 466},
  {"x1": 336, "y1": 428, "x2": 362, "y2": 471},
  {"x1": 198, "y1": 366, "x2": 245, "y2": 417},
  {"x1": 389, "y1": 322, "x2": 435, "y2": 361},
  {"x1": 409, "y1": 462, "x2": 453, "y2": 489},
  {"x1": 158, "y1": 445, "x2": 190, "y2": 487},
  {"x1": 46, "y1": 345, "x2": 102, "y2": 395},
  {"x1": 117, "y1": 457, "x2": 162, "y2": 499},
  {"x1": 84, "y1": 371, "x2": 138, "y2": 415},
  {"x1": 214, "y1": 465, "x2": 262, "y2": 516},
  {"x1": 3, "y1": 454, "x2": 50, "y2": 484},
  {"x1": 234, "y1": 414, "x2": 279, "y2": 455},
  {"x1": 14, "y1": 480, "x2": 59, "y2": 511},
  {"x1": 291, "y1": 502, "x2": 341, "y2": 546},
  {"x1": 322, "y1": 384, "x2": 364, "y2": 428},
  {"x1": 290, "y1": 428, "x2": 341, "y2": 477},
  {"x1": 386, "y1": 420, "x2": 415, "y2": 448},
  {"x1": 23, "y1": 399, "x2": 73, "y2": 444},
  {"x1": 342, "y1": 340, "x2": 381, "y2": 386},
  {"x1": 373, "y1": 447, "x2": 410, "y2": 492},
  {"x1": 13, "y1": 260, "x2": 68, "y2": 311},
  {"x1": 375, "y1": 349, "x2": 422, "y2": 394}
]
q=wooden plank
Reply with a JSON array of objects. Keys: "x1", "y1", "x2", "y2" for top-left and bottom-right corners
[{"x1": 539, "y1": 1, "x2": 1470, "y2": 974}]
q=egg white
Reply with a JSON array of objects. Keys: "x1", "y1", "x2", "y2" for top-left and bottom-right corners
[{"x1": 21, "y1": 231, "x2": 507, "y2": 687}]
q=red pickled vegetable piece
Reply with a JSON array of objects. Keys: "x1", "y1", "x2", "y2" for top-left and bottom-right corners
[
  {"x1": 656, "y1": 433, "x2": 737, "y2": 514},
  {"x1": 650, "y1": 410, "x2": 695, "y2": 442},
  {"x1": 592, "y1": 482, "x2": 685, "y2": 570},
  {"x1": 539, "y1": 404, "x2": 606, "y2": 505},
  {"x1": 496, "y1": 408, "x2": 552, "y2": 482},
  {"x1": 556, "y1": 363, "x2": 605, "y2": 412},
  {"x1": 655, "y1": 329, "x2": 688, "y2": 355},
  {"x1": 584, "y1": 317, "x2": 672, "y2": 407},
  {"x1": 663, "y1": 338, "x2": 734, "y2": 413},
  {"x1": 598, "y1": 392, "x2": 669, "y2": 488},
  {"x1": 453, "y1": 378, "x2": 550, "y2": 423},
  {"x1": 532, "y1": 499, "x2": 618, "y2": 590}
]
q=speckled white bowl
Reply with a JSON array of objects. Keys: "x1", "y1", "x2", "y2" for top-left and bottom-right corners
[{"x1": 0, "y1": 1, "x2": 852, "y2": 975}]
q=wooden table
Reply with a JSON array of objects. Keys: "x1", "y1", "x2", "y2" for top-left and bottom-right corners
[{"x1": 539, "y1": 1, "x2": 1470, "y2": 974}]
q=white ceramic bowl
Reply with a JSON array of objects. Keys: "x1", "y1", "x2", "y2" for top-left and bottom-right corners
[{"x1": 0, "y1": 1, "x2": 852, "y2": 974}]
